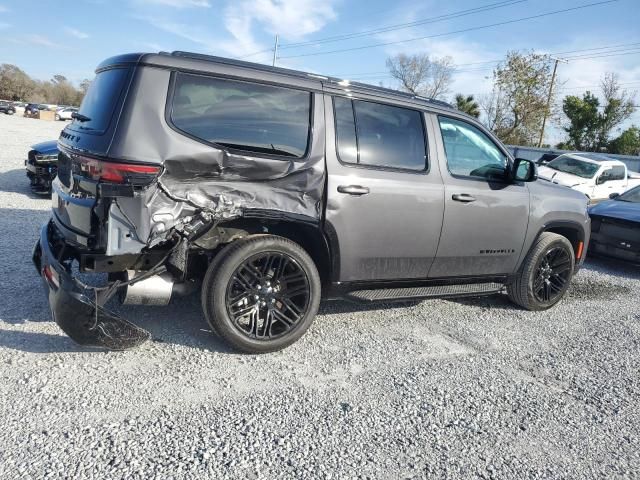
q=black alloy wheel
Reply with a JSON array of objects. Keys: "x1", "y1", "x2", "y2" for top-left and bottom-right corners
[
  {"x1": 532, "y1": 246, "x2": 572, "y2": 303},
  {"x1": 226, "y1": 252, "x2": 310, "y2": 340},
  {"x1": 201, "y1": 235, "x2": 321, "y2": 353},
  {"x1": 507, "y1": 232, "x2": 575, "y2": 311}
]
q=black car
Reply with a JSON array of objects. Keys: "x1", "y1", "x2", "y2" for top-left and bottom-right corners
[
  {"x1": 25, "y1": 140, "x2": 59, "y2": 194},
  {"x1": 588, "y1": 186, "x2": 640, "y2": 263},
  {"x1": 0, "y1": 100, "x2": 16, "y2": 115}
]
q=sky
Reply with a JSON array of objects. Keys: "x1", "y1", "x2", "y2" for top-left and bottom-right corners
[{"x1": 0, "y1": 0, "x2": 639, "y2": 145}]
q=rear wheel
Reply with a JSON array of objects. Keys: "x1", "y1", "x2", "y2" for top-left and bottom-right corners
[
  {"x1": 201, "y1": 235, "x2": 321, "y2": 353},
  {"x1": 55, "y1": 114, "x2": 60, "y2": 121},
  {"x1": 507, "y1": 232, "x2": 575, "y2": 311}
]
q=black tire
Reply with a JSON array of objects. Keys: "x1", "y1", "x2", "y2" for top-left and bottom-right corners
[
  {"x1": 55, "y1": 114, "x2": 60, "y2": 121},
  {"x1": 201, "y1": 235, "x2": 321, "y2": 353},
  {"x1": 507, "y1": 232, "x2": 575, "y2": 311}
]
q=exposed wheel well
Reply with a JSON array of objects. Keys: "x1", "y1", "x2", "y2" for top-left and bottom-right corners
[
  {"x1": 543, "y1": 226, "x2": 582, "y2": 255},
  {"x1": 211, "y1": 218, "x2": 333, "y2": 288}
]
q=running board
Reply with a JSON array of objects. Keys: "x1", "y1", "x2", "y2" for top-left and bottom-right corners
[{"x1": 344, "y1": 282, "x2": 504, "y2": 303}]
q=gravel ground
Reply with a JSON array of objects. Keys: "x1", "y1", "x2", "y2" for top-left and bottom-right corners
[{"x1": 0, "y1": 113, "x2": 639, "y2": 479}]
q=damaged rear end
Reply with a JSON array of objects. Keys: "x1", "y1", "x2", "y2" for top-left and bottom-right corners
[{"x1": 34, "y1": 52, "x2": 325, "y2": 350}]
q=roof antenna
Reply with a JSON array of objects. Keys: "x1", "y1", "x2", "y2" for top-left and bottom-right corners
[{"x1": 272, "y1": 34, "x2": 279, "y2": 67}]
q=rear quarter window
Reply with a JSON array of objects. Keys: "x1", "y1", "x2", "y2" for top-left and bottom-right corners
[
  {"x1": 169, "y1": 73, "x2": 312, "y2": 159},
  {"x1": 72, "y1": 67, "x2": 130, "y2": 134}
]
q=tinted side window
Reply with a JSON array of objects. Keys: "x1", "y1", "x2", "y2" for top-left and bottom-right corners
[
  {"x1": 334, "y1": 97, "x2": 427, "y2": 170},
  {"x1": 438, "y1": 116, "x2": 507, "y2": 180},
  {"x1": 333, "y1": 97, "x2": 358, "y2": 164},
  {"x1": 171, "y1": 73, "x2": 311, "y2": 158},
  {"x1": 609, "y1": 165, "x2": 626, "y2": 181}
]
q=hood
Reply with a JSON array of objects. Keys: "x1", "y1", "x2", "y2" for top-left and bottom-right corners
[
  {"x1": 537, "y1": 166, "x2": 591, "y2": 187},
  {"x1": 31, "y1": 140, "x2": 59, "y2": 155},
  {"x1": 589, "y1": 200, "x2": 640, "y2": 223}
]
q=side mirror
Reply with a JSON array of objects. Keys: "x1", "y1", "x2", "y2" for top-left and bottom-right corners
[
  {"x1": 510, "y1": 158, "x2": 538, "y2": 182},
  {"x1": 609, "y1": 192, "x2": 620, "y2": 199}
]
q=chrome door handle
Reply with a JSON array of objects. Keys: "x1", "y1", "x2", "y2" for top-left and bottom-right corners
[
  {"x1": 337, "y1": 185, "x2": 370, "y2": 196},
  {"x1": 452, "y1": 193, "x2": 476, "y2": 203}
]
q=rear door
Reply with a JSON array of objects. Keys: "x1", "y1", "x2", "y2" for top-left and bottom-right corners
[
  {"x1": 323, "y1": 93, "x2": 445, "y2": 282},
  {"x1": 429, "y1": 114, "x2": 530, "y2": 278}
]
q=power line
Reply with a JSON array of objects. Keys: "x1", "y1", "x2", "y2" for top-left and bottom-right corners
[
  {"x1": 279, "y1": 1, "x2": 526, "y2": 49},
  {"x1": 279, "y1": 0, "x2": 619, "y2": 59},
  {"x1": 329, "y1": 41, "x2": 640, "y2": 80},
  {"x1": 240, "y1": 0, "x2": 525, "y2": 59}
]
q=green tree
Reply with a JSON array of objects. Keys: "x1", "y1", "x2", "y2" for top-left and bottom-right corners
[
  {"x1": 454, "y1": 94, "x2": 480, "y2": 118},
  {"x1": 559, "y1": 73, "x2": 635, "y2": 152},
  {"x1": 559, "y1": 92, "x2": 600, "y2": 151},
  {"x1": 608, "y1": 126, "x2": 640, "y2": 155},
  {"x1": 480, "y1": 51, "x2": 554, "y2": 145}
]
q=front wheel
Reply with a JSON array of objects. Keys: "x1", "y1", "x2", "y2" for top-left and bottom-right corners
[
  {"x1": 201, "y1": 235, "x2": 321, "y2": 353},
  {"x1": 55, "y1": 114, "x2": 60, "y2": 121},
  {"x1": 507, "y1": 232, "x2": 575, "y2": 311}
]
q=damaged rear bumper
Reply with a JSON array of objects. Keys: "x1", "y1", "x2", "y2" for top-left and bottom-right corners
[{"x1": 33, "y1": 220, "x2": 150, "y2": 350}]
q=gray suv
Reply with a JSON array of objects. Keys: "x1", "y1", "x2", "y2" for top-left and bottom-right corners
[{"x1": 33, "y1": 52, "x2": 590, "y2": 353}]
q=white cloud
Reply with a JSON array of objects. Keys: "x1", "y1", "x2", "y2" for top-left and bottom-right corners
[
  {"x1": 0, "y1": 5, "x2": 8, "y2": 13},
  {"x1": 139, "y1": 0, "x2": 338, "y2": 59},
  {"x1": 134, "y1": 0, "x2": 211, "y2": 7},
  {"x1": 221, "y1": 0, "x2": 338, "y2": 57},
  {"x1": 0, "y1": 22, "x2": 9, "y2": 30},
  {"x1": 24, "y1": 35, "x2": 62, "y2": 48},
  {"x1": 64, "y1": 27, "x2": 90, "y2": 39}
]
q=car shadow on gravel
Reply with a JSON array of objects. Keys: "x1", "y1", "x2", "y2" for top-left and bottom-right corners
[
  {"x1": 584, "y1": 255, "x2": 640, "y2": 280},
  {"x1": 448, "y1": 292, "x2": 516, "y2": 311},
  {"x1": 0, "y1": 168, "x2": 50, "y2": 199},
  {"x1": 0, "y1": 328, "x2": 96, "y2": 353}
]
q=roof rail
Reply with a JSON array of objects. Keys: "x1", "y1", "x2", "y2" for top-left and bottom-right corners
[
  {"x1": 169, "y1": 51, "x2": 326, "y2": 82},
  {"x1": 166, "y1": 50, "x2": 454, "y2": 110}
]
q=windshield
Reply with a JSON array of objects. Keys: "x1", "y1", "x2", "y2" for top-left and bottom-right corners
[
  {"x1": 616, "y1": 185, "x2": 640, "y2": 203},
  {"x1": 546, "y1": 156, "x2": 600, "y2": 179},
  {"x1": 73, "y1": 67, "x2": 129, "y2": 133}
]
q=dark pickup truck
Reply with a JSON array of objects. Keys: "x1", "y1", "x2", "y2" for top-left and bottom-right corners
[{"x1": 33, "y1": 52, "x2": 590, "y2": 353}]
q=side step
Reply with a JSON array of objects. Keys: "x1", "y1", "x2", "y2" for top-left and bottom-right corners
[{"x1": 344, "y1": 283, "x2": 504, "y2": 303}]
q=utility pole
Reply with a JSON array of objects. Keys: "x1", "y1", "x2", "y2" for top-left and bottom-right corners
[
  {"x1": 537, "y1": 56, "x2": 567, "y2": 148},
  {"x1": 272, "y1": 34, "x2": 279, "y2": 67}
]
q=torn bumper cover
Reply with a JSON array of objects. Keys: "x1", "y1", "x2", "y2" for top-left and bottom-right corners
[{"x1": 33, "y1": 221, "x2": 150, "y2": 350}]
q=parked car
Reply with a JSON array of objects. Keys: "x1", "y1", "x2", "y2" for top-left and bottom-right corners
[
  {"x1": 538, "y1": 153, "x2": 640, "y2": 201},
  {"x1": 24, "y1": 103, "x2": 42, "y2": 115},
  {"x1": 0, "y1": 100, "x2": 16, "y2": 115},
  {"x1": 33, "y1": 52, "x2": 590, "y2": 353},
  {"x1": 25, "y1": 140, "x2": 59, "y2": 194},
  {"x1": 55, "y1": 107, "x2": 78, "y2": 121},
  {"x1": 588, "y1": 185, "x2": 640, "y2": 263}
]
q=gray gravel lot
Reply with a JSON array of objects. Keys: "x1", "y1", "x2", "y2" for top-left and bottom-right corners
[{"x1": 0, "y1": 113, "x2": 639, "y2": 479}]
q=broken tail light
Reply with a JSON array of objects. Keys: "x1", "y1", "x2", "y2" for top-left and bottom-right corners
[{"x1": 76, "y1": 155, "x2": 161, "y2": 186}]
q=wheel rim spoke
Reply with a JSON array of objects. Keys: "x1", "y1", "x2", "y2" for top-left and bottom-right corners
[
  {"x1": 225, "y1": 252, "x2": 310, "y2": 341},
  {"x1": 533, "y1": 246, "x2": 572, "y2": 303}
]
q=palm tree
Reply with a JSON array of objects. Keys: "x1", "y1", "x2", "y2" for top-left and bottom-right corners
[{"x1": 455, "y1": 94, "x2": 480, "y2": 118}]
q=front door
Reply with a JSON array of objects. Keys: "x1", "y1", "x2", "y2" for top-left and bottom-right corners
[
  {"x1": 428, "y1": 114, "x2": 530, "y2": 278},
  {"x1": 323, "y1": 94, "x2": 445, "y2": 282}
]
